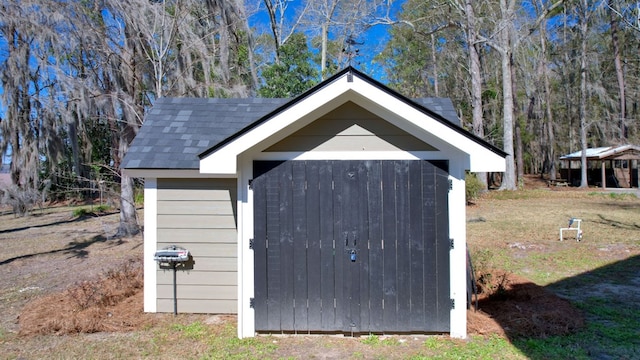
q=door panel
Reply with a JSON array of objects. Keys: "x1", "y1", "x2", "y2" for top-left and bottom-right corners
[{"x1": 253, "y1": 160, "x2": 450, "y2": 333}]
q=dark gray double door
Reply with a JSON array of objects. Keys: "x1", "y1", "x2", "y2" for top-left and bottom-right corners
[{"x1": 252, "y1": 160, "x2": 450, "y2": 334}]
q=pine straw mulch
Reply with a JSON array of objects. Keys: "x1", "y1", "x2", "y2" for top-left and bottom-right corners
[
  {"x1": 18, "y1": 262, "x2": 584, "y2": 339},
  {"x1": 18, "y1": 256, "x2": 154, "y2": 336},
  {"x1": 467, "y1": 269, "x2": 585, "y2": 338}
]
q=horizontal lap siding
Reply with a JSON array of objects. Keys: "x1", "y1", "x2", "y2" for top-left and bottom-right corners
[
  {"x1": 156, "y1": 178, "x2": 237, "y2": 314},
  {"x1": 264, "y1": 102, "x2": 437, "y2": 152}
]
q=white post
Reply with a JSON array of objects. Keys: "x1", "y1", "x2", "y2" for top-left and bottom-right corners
[
  {"x1": 237, "y1": 156, "x2": 255, "y2": 338},
  {"x1": 143, "y1": 178, "x2": 158, "y2": 312},
  {"x1": 448, "y1": 165, "x2": 467, "y2": 339}
]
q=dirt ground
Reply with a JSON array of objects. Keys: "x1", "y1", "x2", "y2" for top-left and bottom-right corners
[{"x1": 0, "y1": 205, "x2": 145, "y2": 335}]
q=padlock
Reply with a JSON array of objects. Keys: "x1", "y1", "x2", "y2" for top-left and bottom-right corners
[{"x1": 350, "y1": 249, "x2": 357, "y2": 262}]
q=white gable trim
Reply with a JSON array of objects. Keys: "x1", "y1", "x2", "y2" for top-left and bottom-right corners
[{"x1": 200, "y1": 72, "x2": 505, "y2": 175}]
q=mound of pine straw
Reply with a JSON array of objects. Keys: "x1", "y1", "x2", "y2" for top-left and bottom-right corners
[
  {"x1": 18, "y1": 257, "x2": 153, "y2": 336},
  {"x1": 467, "y1": 269, "x2": 585, "y2": 338},
  {"x1": 19, "y1": 260, "x2": 583, "y2": 339}
]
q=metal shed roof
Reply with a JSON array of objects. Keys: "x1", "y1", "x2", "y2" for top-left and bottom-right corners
[{"x1": 559, "y1": 145, "x2": 640, "y2": 160}]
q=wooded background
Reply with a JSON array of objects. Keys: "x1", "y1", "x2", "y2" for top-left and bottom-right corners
[{"x1": 1, "y1": 0, "x2": 638, "y2": 233}]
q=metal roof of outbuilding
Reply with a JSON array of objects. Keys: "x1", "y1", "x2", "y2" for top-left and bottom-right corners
[{"x1": 559, "y1": 145, "x2": 640, "y2": 160}]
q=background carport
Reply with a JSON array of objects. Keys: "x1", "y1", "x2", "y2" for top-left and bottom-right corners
[{"x1": 559, "y1": 145, "x2": 640, "y2": 188}]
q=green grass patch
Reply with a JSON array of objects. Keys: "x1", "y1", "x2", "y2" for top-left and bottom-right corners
[
  {"x1": 415, "y1": 335, "x2": 524, "y2": 359},
  {"x1": 588, "y1": 191, "x2": 637, "y2": 200},
  {"x1": 361, "y1": 333, "x2": 381, "y2": 345},
  {"x1": 513, "y1": 336, "x2": 590, "y2": 360},
  {"x1": 72, "y1": 207, "x2": 91, "y2": 217},
  {"x1": 360, "y1": 333, "x2": 401, "y2": 347},
  {"x1": 483, "y1": 189, "x2": 551, "y2": 201},
  {"x1": 94, "y1": 204, "x2": 111, "y2": 212},
  {"x1": 171, "y1": 321, "x2": 208, "y2": 340},
  {"x1": 202, "y1": 324, "x2": 278, "y2": 360},
  {"x1": 71, "y1": 205, "x2": 112, "y2": 218}
]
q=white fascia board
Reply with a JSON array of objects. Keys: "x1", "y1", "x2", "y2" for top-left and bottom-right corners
[
  {"x1": 200, "y1": 78, "x2": 353, "y2": 175},
  {"x1": 123, "y1": 169, "x2": 236, "y2": 179},
  {"x1": 143, "y1": 178, "x2": 158, "y2": 313},
  {"x1": 345, "y1": 78, "x2": 505, "y2": 173}
]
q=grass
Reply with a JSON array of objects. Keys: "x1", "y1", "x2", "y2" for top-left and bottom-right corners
[
  {"x1": 467, "y1": 188, "x2": 640, "y2": 359},
  {"x1": 1, "y1": 187, "x2": 639, "y2": 359},
  {"x1": 72, "y1": 204, "x2": 113, "y2": 218},
  {"x1": 414, "y1": 335, "x2": 523, "y2": 359}
]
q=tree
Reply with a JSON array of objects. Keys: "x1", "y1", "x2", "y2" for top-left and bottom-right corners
[
  {"x1": 262, "y1": 0, "x2": 310, "y2": 63},
  {"x1": 577, "y1": 0, "x2": 591, "y2": 188},
  {"x1": 0, "y1": 0, "x2": 67, "y2": 192},
  {"x1": 258, "y1": 33, "x2": 319, "y2": 97},
  {"x1": 607, "y1": 0, "x2": 627, "y2": 141},
  {"x1": 464, "y1": 0, "x2": 488, "y2": 190},
  {"x1": 1, "y1": 0, "x2": 258, "y2": 228}
]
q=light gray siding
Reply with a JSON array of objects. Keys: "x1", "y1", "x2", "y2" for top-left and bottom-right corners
[
  {"x1": 156, "y1": 178, "x2": 237, "y2": 313},
  {"x1": 265, "y1": 101, "x2": 437, "y2": 152}
]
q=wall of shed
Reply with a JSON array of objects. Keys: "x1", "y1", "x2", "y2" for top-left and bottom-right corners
[
  {"x1": 264, "y1": 102, "x2": 437, "y2": 152},
  {"x1": 156, "y1": 178, "x2": 237, "y2": 313}
]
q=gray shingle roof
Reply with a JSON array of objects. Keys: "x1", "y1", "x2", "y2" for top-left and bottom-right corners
[
  {"x1": 413, "y1": 98, "x2": 460, "y2": 127},
  {"x1": 122, "y1": 97, "x2": 289, "y2": 170},
  {"x1": 122, "y1": 96, "x2": 462, "y2": 170}
]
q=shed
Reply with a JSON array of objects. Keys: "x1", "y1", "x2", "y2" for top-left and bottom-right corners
[
  {"x1": 559, "y1": 145, "x2": 640, "y2": 188},
  {"x1": 122, "y1": 67, "x2": 506, "y2": 339}
]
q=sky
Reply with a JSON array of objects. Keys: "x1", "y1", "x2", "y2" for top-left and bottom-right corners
[{"x1": 247, "y1": 0, "x2": 406, "y2": 83}]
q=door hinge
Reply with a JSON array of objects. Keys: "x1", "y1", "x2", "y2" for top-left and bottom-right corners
[
  {"x1": 249, "y1": 298, "x2": 255, "y2": 308},
  {"x1": 248, "y1": 179, "x2": 253, "y2": 189},
  {"x1": 449, "y1": 238, "x2": 454, "y2": 250},
  {"x1": 249, "y1": 238, "x2": 254, "y2": 250},
  {"x1": 450, "y1": 298, "x2": 455, "y2": 309},
  {"x1": 448, "y1": 179, "x2": 453, "y2": 191}
]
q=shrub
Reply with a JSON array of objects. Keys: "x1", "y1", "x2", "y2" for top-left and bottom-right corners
[
  {"x1": 465, "y1": 172, "x2": 484, "y2": 203},
  {"x1": 1, "y1": 185, "x2": 42, "y2": 217},
  {"x1": 72, "y1": 207, "x2": 90, "y2": 218},
  {"x1": 94, "y1": 204, "x2": 111, "y2": 213},
  {"x1": 134, "y1": 190, "x2": 144, "y2": 206}
]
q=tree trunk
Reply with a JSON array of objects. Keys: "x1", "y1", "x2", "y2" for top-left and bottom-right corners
[
  {"x1": 498, "y1": 0, "x2": 517, "y2": 190},
  {"x1": 579, "y1": 0, "x2": 589, "y2": 188},
  {"x1": 511, "y1": 53, "x2": 524, "y2": 185},
  {"x1": 540, "y1": 23, "x2": 556, "y2": 181},
  {"x1": 68, "y1": 117, "x2": 88, "y2": 195},
  {"x1": 431, "y1": 33, "x2": 439, "y2": 97},
  {"x1": 610, "y1": 2, "x2": 627, "y2": 141},
  {"x1": 321, "y1": 22, "x2": 328, "y2": 79},
  {"x1": 466, "y1": 0, "x2": 487, "y2": 190},
  {"x1": 264, "y1": 0, "x2": 281, "y2": 63},
  {"x1": 500, "y1": 49, "x2": 517, "y2": 190},
  {"x1": 117, "y1": 172, "x2": 140, "y2": 237}
]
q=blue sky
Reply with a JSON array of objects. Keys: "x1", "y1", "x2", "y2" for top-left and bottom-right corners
[{"x1": 247, "y1": 0, "x2": 406, "y2": 83}]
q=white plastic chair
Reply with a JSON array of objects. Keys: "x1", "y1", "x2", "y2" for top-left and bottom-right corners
[{"x1": 560, "y1": 218, "x2": 583, "y2": 241}]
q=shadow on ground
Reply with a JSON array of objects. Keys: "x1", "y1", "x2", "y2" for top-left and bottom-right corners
[
  {"x1": 0, "y1": 211, "x2": 117, "y2": 236},
  {"x1": 0, "y1": 234, "x2": 127, "y2": 265},
  {"x1": 477, "y1": 255, "x2": 640, "y2": 359}
]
